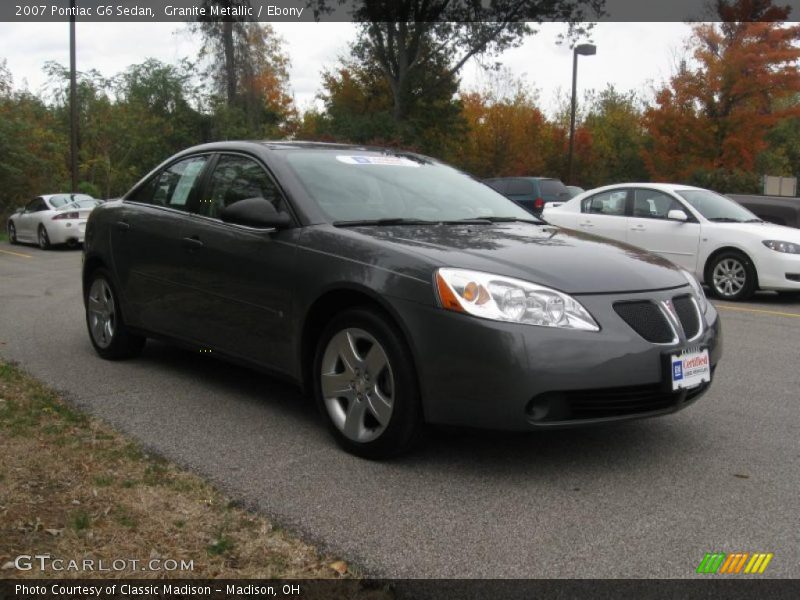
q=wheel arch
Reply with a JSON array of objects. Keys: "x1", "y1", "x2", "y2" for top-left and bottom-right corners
[
  {"x1": 299, "y1": 285, "x2": 421, "y2": 400},
  {"x1": 82, "y1": 254, "x2": 108, "y2": 300},
  {"x1": 703, "y1": 245, "x2": 759, "y2": 289}
]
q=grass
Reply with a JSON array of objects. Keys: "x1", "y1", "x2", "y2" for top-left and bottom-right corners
[
  {"x1": 0, "y1": 360, "x2": 355, "y2": 580},
  {"x1": 0, "y1": 231, "x2": 7, "y2": 243}
]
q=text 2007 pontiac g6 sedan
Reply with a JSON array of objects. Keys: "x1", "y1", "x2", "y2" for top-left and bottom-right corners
[{"x1": 83, "y1": 142, "x2": 721, "y2": 458}]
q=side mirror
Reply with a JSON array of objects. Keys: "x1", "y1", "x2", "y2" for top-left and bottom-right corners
[
  {"x1": 668, "y1": 209, "x2": 688, "y2": 222},
  {"x1": 219, "y1": 197, "x2": 292, "y2": 229}
]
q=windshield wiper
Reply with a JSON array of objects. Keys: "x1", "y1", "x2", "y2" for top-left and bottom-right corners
[
  {"x1": 707, "y1": 217, "x2": 743, "y2": 223},
  {"x1": 332, "y1": 218, "x2": 436, "y2": 227},
  {"x1": 453, "y1": 216, "x2": 543, "y2": 225}
]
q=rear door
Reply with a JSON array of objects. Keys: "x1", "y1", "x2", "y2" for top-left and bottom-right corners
[
  {"x1": 177, "y1": 153, "x2": 298, "y2": 372},
  {"x1": 626, "y1": 188, "x2": 701, "y2": 271},
  {"x1": 113, "y1": 154, "x2": 211, "y2": 335},
  {"x1": 577, "y1": 189, "x2": 630, "y2": 242}
]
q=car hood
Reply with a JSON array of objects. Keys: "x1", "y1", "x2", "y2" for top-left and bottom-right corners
[
  {"x1": 710, "y1": 221, "x2": 800, "y2": 242},
  {"x1": 348, "y1": 222, "x2": 687, "y2": 294}
]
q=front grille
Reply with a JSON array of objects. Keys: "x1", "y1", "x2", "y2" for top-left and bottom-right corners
[
  {"x1": 527, "y1": 377, "x2": 712, "y2": 423},
  {"x1": 673, "y1": 295, "x2": 700, "y2": 339},
  {"x1": 613, "y1": 301, "x2": 674, "y2": 343}
]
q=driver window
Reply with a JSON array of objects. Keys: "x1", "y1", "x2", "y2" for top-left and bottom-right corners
[
  {"x1": 205, "y1": 155, "x2": 283, "y2": 219},
  {"x1": 633, "y1": 190, "x2": 682, "y2": 220}
]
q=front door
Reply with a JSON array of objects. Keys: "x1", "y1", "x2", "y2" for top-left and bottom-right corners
[
  {"x1": 177, "y1": 153, "x2": 298, "y2": 373},
  {"x1": 626, "y1": 189, "x2": 701, "y2": 271}
]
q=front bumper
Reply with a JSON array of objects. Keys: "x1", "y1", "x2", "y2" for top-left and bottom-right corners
[
  {"x1": 753, "y1": 247, "x2": 800, "y2": 290},
  {"x1": 391, "y1": 286, "x2": 722, "y2": 431}
]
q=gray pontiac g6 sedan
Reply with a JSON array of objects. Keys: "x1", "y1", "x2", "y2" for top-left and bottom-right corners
[{"x1": 82, "y1": 142, "x2": 721, "y2": 458}]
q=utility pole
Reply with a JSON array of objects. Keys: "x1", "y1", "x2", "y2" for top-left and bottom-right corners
[
  {"x1": 69, "y1": 0, "x2": 78, "y2": 193},
  {"x1": 567, "y1": 44, "x2": 596, "y2": 186}
]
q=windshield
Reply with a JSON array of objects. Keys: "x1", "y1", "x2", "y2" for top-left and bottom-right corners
[
  {"x1": 284, "y1": 152, "x2": 537, "y2": 223},
  {"x1": 676, "y1": 189, "x2": 759, "y2": 222}
]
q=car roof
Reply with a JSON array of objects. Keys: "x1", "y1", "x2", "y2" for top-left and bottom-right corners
[{"x1": 581, "y1": 182, "x2": 707, "y2": 194}]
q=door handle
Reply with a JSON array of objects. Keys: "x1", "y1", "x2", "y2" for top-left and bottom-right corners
[
  {"x1": 181, "y1": 236, "x2": 204, "y2": 250},
  {"x1": 579, "y1": 222, "x2": 594, "y2": 228},
  {"x1": 115, "y1": 221, "x2": 130, "y2": 231}
]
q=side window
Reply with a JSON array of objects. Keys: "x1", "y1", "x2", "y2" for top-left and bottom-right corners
[
  {"x1": 582, "y1": 190, "x2": 627, "y2": 216},
  {"x1": 485, "y1": 179, "x2": 507, "y2": 194},
  {"x1": 25, "y1": 198, "x2": 41, "y2": 212},
  {"x1": 150, "y1": 156, "x2": 208, "y2": 211},
  {"x1": 506, "y1": 179, "x2": 535, "y2": 196},
  {"x1": 633, "y1": 190, "x2": 682, "y2": 219},
  {"x1": 204, "y1": 155, "x2": 284, "y2": 219},
  {"x1": 127, "y1": 176, "x2": 159, "y2": 204}
]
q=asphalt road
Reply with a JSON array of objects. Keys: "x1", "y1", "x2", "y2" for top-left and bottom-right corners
[{"x1": 1, "y1": 242, "x2": 798, "y2": 578}]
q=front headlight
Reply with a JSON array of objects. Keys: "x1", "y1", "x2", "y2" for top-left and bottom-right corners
[
  {"x1": 762, "y1": 240, "x2": 800, "y2": 254},
  {"x1": 681, "y1": 269, "x2": 708, "y2": 313},
  {"x1": 435, "y1": 268, "x2": 599, "y2": 331}
]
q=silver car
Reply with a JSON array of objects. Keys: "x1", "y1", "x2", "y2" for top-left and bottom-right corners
[{"x1": 7, "y1": 194, "x2": 101, "y2": 249}]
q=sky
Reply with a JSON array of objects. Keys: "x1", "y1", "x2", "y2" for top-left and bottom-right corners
[{"x1": 0, "y1": 21, "x2": 692, "y2": 115}]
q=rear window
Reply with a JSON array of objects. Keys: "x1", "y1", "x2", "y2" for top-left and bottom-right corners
[{"x1": 505, "y1": 179, "x2": 535, "y2": 195}]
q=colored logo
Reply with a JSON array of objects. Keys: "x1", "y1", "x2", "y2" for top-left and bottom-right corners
[
  {"x1": 696, "y1": 552, "x2": 773, "y2": 574},
  {"x1": 672, "y1": 361, "x2": 683, "y2": 380}
]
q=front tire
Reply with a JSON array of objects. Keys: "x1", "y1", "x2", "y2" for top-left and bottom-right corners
[
  {"x1": 707, "y1": 251, "x2": 757, "y2": 301},
  {"x1": 85, "y1": 269, "x2": 145, "y2": 360},
  {"x1": 37, "y1": 225, "x2": 51, "y2": 250},
  {"x1": 314, "y1": 307, "x2": 423, "y2": 459},
  {"x1": 7, "y1": 222, "x2": 17, "y2": 244}
]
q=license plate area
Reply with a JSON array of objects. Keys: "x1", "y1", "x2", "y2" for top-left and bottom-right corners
[{"x1": 668, "y1": 347, "x2": 711, "y2": 391}]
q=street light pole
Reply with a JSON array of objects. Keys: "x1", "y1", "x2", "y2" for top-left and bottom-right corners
[
  {"x1": 567, "y1": 43, "x2": 596, "y2": 186},
  {"x1": 69, "y1": 0, "x2": 78, "y2": 193}
]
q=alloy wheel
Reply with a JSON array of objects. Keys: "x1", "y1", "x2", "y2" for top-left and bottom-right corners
[
  {"x1": 320, "y1": 327, "x2": 395, "y2": 443},
  {"x1": 38, "y1": 227, "x2": 49, "y2": 249},
  {"x1": 712, "y1": 258, "x2": 746, "y2": 298},
  {"x1": 8, "y1": 223, "x2": 16, "y2": 243},
  {"x1": 87, "y1": 278, "x2": 116, "y2": 349}
]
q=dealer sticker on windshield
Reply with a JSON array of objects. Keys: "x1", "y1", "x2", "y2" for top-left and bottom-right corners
[
  {"x1": 670, "y1": 347, "x2": 711, "y2": 391},
  {"x1": 336, "y1": 155, "x2": 420, "y2": 167}
]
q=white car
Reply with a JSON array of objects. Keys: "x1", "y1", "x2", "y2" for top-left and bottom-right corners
[
  {"x1": 542, "y1": 183, "x2": 800, "y2": 301},
  {"x1": 7, "y1": 194, "x2": 101, "y2": 249}
]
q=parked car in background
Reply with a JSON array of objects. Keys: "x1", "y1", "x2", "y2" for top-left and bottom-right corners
[
  {"x1": 7, "y1": 194, "x2": 101, "y2": 249},
  {"x1": 484, "y1": 177, "x2": 571, "y2": 216},
  {"x1": 566, "y1": 185, "x2": 585, "y2": 198},
  {"x1": 82, "y1": 142, "x2": 719, "y2": 458},
  {"x1": 543, "y1": 183, "x2": 800, "y2": 301},
  {"x1": 728, "y1": 194, "x2": 800, "y2": 229}
]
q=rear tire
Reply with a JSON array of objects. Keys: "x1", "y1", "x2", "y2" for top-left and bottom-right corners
[
  {"x1": 314, "y1": 307, "x2": 423, "y2": 459},
  {"x1": 706, "y1": 251, "x2": 757, "y2": 301},
  {"x1": 85, "y1": 268, "x2": 145, "y2": 360},
  {"x1": 7, "y1": 222, "x2": 17, "y2": 244},
  {"x1": 37, "y1": 225, "x2": 51, "y2": 250}
]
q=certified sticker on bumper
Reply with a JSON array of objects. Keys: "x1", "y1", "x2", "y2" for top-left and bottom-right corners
[{"x1": 671, "y1": 348, "x2": 711, "y2": 390}]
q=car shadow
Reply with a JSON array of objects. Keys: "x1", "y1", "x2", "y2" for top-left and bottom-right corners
[{"x1": 133, "y1": 340, "x2": 696, "y2": 475}]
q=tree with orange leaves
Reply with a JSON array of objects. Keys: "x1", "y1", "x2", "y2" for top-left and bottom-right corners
[{"x1": 643, "y1": 0, "x2": 800, "y2": 191}]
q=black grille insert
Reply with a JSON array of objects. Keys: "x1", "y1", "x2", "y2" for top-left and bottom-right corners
[
  {"x1": 614, "y1": 301, "x2": 674, "y2": 343},
  {"x1": 527, "y1": 379, "x2": 712, "y2": 423},
  {"x1": 673, "y1": 295, "x2": 700, "y2": 339}
]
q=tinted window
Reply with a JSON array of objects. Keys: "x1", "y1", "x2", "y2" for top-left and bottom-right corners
[
  {"x1": 582, "y1": 190, "x2": 627, "y2": 216},
  {"x1": 150, "y1": 156, "x2": 208, "y2": 210},
  {"x1": 205, "y1": 155, "x2": 283, "y2": 218},
  {"x1": 506, "y1": 179, "x2": 535, "y2": 196},
  {"x1": 285, "y1": 152, "x2": 534, "y2": 223},
  {"x1": 538, "y1": 179, "x2": 569, "y2": 199},
  {"x1": 484, "y1": 179, "x2": 507, "y2": 194},
  {"x1": 632, "y1": 190, "x2": 682, "y2": 219},
  {"x1": 25, "y1": 198, "x2": 43, "y2": 212}
]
